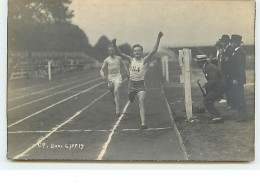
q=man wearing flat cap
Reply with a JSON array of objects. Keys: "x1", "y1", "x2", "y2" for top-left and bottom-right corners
[{"x1": 229, "y1": 34, "x2": 248, "y2": 122}]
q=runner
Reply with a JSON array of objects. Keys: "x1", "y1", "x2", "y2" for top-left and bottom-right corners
[
  {"x1": 112, "y1": 32, "x2": 164, "y2": 129},
  {"x1": 100, "y1": 44, "x2": 129, "y2": 117}
]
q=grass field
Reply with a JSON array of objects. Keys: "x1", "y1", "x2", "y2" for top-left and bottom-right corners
[{"x1": 163, "y1": 53, "x2": 255, "y2": 161}]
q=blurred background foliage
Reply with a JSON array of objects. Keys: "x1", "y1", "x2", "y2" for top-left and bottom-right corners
[{"x1": 8, "y1": 0, "x2": 132, "y2": 62}]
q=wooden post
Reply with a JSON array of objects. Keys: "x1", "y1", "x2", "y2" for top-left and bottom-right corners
[
  {"x1": 20, "y1": 67, "x2": 23, "y2": 79},
  {"x1": 183, "y1": 49, "x2": 193, "y2": 119},
  {"x1": 178, "y1": 50, "x2": 184, "y2": 83},
  {"x1": 165, "y1": 55, "x2": 169, "y2": 83},
  {"x1": 162, "y1": 57, "x2": 165, "y2": 77},
  {"x1": 48, "y1": 61, "x2": 52, "y2": 81}
]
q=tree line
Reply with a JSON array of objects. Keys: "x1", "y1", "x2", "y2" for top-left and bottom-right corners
[{"x1": 8, "y1": 0, "x2": 132, "y2": 62}]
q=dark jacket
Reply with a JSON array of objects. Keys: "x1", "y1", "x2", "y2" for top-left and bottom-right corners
[
  {"x1": 229, "y1": 47, "x2": 246, "y2": 84},
  {"x1": 203, "y1": 61, "x2": 227, "y2": 92},
  {"x1": 221, "y1": 45, "x2": 233, "y2": 77}
]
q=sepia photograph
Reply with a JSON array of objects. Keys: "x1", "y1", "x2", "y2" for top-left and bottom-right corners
[{"x1": 7, "y1": 0, "x2": 255, "y2": 161}]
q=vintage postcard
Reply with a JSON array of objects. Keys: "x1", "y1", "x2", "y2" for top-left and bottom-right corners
[{"x1": 7, "y1": 0, "x2": 255, "y2": 161}]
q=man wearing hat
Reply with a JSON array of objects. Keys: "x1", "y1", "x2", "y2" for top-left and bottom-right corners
[
  {"x1": 219, "y1": 35, "x2": 233, "y2": 72},
  {"x1": 219, "y1": 34, "x2": 234, "y2": 107},
  {"x1": 229, "y1": 34, "x2": 248, "y2": 122}
]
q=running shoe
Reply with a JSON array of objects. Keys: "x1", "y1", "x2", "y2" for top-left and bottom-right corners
[{"x1": 140, "y1": 125, "x2": 148, "y2": 130}]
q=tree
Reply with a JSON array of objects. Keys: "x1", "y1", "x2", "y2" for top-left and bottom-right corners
[
  {"x1": 119, "y1": 43, "x2": 132, "y2": 56},
  {"x1": 8, "y1": 0, "x2": 73, "y2": 24},
  {"x1": 8, "y1": 0, "x2": 94, "y2": 55},
  {"x1": 93, "y1": 36, "x2": 111, "y2": 61}
]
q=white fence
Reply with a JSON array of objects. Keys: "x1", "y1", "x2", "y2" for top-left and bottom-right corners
[{"x1": 10, "y1": 62, "x2": 99, "y2": 80}]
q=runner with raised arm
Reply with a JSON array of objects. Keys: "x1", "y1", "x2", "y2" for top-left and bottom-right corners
[{"x1": 112, "y1": 32, "x2": 164, "y2": 129}]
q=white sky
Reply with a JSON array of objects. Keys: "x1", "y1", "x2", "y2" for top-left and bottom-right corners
[{"x1": 70, "y1": 0, "x2": 255, "y2": 51}]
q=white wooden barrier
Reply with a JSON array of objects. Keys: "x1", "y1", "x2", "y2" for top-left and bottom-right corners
[
  {"x1": 162, "y1": 57, "x2": 165, "y2": 77},
  {"x1": 161, "y1": 55, "x2": 169, "y2": 83},
  {"x1": 48, "y1": 61, "x2": 52, "y2": 81},
  {"x1": 179, "y1": 49, "x2": 193, "y2": 119},
  {"x1": 10, "y1": 71, "x2": 27, "y2": 80}
]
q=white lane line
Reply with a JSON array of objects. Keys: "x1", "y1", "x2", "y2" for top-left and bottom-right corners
[
  {"x1": 83, "y1": 129, "x2": 108, "y2": 132},
  {"x1": 8, "y1": 74, "x2": 100, "y2": 102},
  {"x1": 9, "y1": 82, "x2": 51, "y2": 94},
  {"x1": 9, "y1": 130, "x2": 51, "y2": 134},
  {"x1": 161, "y1": 83, "x2": 189, "y2": 160},
  {"x1": 13, "y1": 91, "x2": 109, "y2": 160},
  {"x1": 8, "y1": 81, "x2": 105, "y2": 128},
  {"x1": 8, "y1": 127, "x2": 173, "y2": 134},
  {"x1": 97, "y1": 101, "x2": 130, "y2": 160},
  {"x1": 245, "y1": 83, "x2": 254, "y2": 86},
  {"x1": 122, "y1": 127, "x2": 173, "y2": 131},
  {"x1": 8, "y1": 129, "x2": 109, "y2": 134},
  {"x1": 7, "y1": 78, "x2": 101, "y2": 111}
]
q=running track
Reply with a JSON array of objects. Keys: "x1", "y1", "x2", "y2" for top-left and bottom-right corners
[{"x1": 7, "y1": 64, "x2": 187, "y2": 161}]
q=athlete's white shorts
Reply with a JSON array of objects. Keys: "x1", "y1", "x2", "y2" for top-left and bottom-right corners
[{"x1": 107, "y1": 73, "x2": 122, "y2": 87}]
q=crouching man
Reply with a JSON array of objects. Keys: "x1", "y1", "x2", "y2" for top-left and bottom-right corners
[{"x1": 200, "y1": 58, "x2": 227, "y2": 123}]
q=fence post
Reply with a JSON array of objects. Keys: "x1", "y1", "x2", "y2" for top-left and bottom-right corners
[
  {"x1": 20, "y1": 67, "x2": 23, "y2": 79},
  {"x1": 165, "y1": 55, "x2": 169, "y2": 83},
  {"x1": 183, "y1": 49, "x2": 193, "y2": 119},
  {"x1": 48, "y1": 61, "x2": 52, "y2": 81},
  {"x1": 162, "y1": 57, "x2": 165, "y2": 77}
]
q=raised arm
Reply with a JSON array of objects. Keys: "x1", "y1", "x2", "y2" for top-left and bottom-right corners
[
  {"x1": 112, "y1": 39, "x2": 132, "y2": 62},
  {"x1": 121, "y1": 58, "x2": 130, "y2": 78},
  {"x1": 144, "y1": 32, "x2": 164, "y2": 64}
]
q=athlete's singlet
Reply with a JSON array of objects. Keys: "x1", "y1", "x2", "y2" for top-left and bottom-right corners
[
  {"x1": 105, "y1": 56, "x2": 122, "y2": 75},
  {"x1": 104, "y1": 56, "x2": 122, "y2": 85},
  {"x1": 129, "y1": 58, "x2": 147, "y2": 81}
]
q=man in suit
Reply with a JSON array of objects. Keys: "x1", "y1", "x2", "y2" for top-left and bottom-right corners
[
  {"x1": 229, "y1": 34, "x2": 248, "y2": 122},
  {"x1": 219, "y1": 35, "x2": 233, "y2": 73},
  {"x1": 199, "y1": 58, "x2": 227, "y2": 123},
  {"x1": 210, "y1": 40, "x2": 222, "y2": 67},
  {"x1": 213, "y1": 40, "x2": 222, "y2": 67},
  {"x1": 218, "y1": 35, "x2": 234, "y2": 107}
]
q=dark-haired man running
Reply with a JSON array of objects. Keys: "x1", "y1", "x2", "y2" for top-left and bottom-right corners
[{"x1": 112, "y1": 32, "x2": 164, "y2": 129}]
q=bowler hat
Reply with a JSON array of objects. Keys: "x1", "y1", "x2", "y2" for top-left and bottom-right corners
[
  {"x1": 219, "y1": 35, "x2": 230, "y2": 43},
  {"x1": 230, "y1": 34, "x2": 243, "y2": 43}
]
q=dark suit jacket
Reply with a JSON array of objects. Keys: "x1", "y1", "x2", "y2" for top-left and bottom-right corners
[
  {"x1": 203, "y1": 61, "x2": 227, "y2": 92},
  {"x1": 230, "y1": 47, "x2": 246, "y2": 84},
  {"x1": 221, "y1": 45, "x2": 233, "y2": 76}
]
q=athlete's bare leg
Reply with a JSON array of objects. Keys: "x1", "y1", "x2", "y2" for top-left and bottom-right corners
[
  {"x1": 137, "y1": 91, "x2": 147, "y2": 128},
  {"x1": 108, "y1": 83, "x2": 115, "y2": 104},
  {"x1": 108, "y1": 83, "x2": 115, "y2": 98},
  {"x1": 114, "y1": 82, "x2": 121, "y2": 116}
]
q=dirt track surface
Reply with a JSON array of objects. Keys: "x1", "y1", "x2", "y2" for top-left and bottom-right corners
[
  {"x1": 7, "y1": 56, "x2": 255, "y2": 162},
  {"x1": 163, "y1": 58, "x2": 255, "y2": 161},
  {"x1": 7, "y1": 65, "x2": 187, "y2": 161}
]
